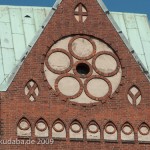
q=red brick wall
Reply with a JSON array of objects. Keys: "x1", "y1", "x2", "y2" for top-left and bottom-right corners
[{"x1": 0, "y1": 0, "x2": 150, "y2": 149}]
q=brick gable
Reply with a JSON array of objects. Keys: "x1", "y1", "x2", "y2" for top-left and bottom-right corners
[{"x1": 0, "y1": 0, "x2": 150, "y2": 149}]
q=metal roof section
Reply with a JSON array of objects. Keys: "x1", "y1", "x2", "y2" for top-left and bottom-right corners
[
  {"x1": 111, "y1": 12, "x2": 150, "y2": 74},
  {"x1": 0, "y1": 6, "x2": 51, "y2": 91},
  {"x1": 97, "y1": 0, "x2": 150, "y2": 81},
  {"x1": 0, "y1": 0, "x2": 150, "y2": 91}
]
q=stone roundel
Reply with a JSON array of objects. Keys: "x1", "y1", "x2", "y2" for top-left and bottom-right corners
[
  {"x1": 71, "y1": 123, "x2": 82, "y2": 133},
  {"x1": 45, "y1": 48, "x2": 73, "y2": 74},
  {"x1": 68, "y1": 35, "x2": 96, "y2": 60},
  {"x1": 84, "y1": 75, "x2": 112, "y2": 101},
  {"x1": 88, "y1": 123, "x2": 99, "y2": 133},
  {"x1": 139, "y1": 124, "x2": 150, "y2": 135},
  {"x1": 18, "y1": 119, "x2": 30, "y2": 130},
  {"x1": 122, "y1": 124, "x2": 133, "y2": 135},
  {"x1": 53, "y1": 121, "x2": 65, "y2": 132},
  {"x1": 92, "y1": 51, "x2": 120, "y2": 77},
  {"x1": 105, "y1": 123, "x2": 116, "y2": 134},
  {"x1": 44, "y1": 35, "x2": 122, "y2": 105},
  {"x1": 36, "y1": 120, "x2": 47, "y2": 132},
  {"x1": 55, "y1": 74, "x2": 83, "y2": 99}
]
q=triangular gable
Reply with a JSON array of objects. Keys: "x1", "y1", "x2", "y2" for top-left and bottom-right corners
[
  {"x1": 0, "y1": 0, "x2": 149, "y2": 92},
  {"x1": 2, "y1": 0, "x2": 149, "y2": 104},
  {"x1": 0, "y1": 0, "x2": 150, "y2": 148}
]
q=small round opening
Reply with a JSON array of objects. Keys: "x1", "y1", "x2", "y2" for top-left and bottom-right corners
[{"x1": 76, "y1": 63, "x2": 90, "y2": 75}]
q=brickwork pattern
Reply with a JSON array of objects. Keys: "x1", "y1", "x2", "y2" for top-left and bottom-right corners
[{"x1": 0, "y1": 0, "x2": 150, "y2": 149}]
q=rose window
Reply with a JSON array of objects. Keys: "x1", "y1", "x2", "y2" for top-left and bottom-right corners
[{"x1": 44, "y1": 35, "x2": 122, "y2": 104}]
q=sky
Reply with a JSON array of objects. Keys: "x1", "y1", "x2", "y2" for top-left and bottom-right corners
[{"x1": 0, "y1": 0, "x2": 149, "y2": 20}]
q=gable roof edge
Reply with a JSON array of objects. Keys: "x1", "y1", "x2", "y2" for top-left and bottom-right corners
[
  {"x1": 0, "y1": 0, "x2": 63, "y2": 91},
  {"x1": 0, "y1": 0, "x2": 149, "y2": 91},
  {"x1": 97, "y1": 0, "x2": 150, "y2": 82}
]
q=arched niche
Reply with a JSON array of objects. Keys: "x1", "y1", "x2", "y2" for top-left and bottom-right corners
[
  {"x1": 52, "y1": 119, "x2": 66, "y2": 140},
  {"x1": 35, "y1": 118, "x2": 49, "y2": 138},
  {"x1": 87, "y1": 121, "x2": 100, "y2": 141},
  {"x1": 17, "y1": 117, "x2": 31, "y2": 137},
  {"x1": 69, "y1": 120, "x2": 83, "y2": 141}
]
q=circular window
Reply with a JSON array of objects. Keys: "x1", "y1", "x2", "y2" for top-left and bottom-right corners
[
  {"x1": 76, "y1": 63, "x2": 90, "y2": 75},
  {"x1": 73, "y1": 61, "x2": 92, "y2": 78}
]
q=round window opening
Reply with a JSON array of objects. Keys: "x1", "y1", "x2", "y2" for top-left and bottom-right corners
[{"x1": 76, "y1": 63, "x2": 90, "y2": 75}]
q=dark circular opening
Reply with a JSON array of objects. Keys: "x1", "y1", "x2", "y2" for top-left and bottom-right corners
[{"x1": 76, "y1": 63, "x2": 90, "y2": 75}]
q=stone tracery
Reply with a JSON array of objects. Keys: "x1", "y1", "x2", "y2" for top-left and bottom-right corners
[{"x1": 44, "y1": 35, "x2": 122, "y2": 104}]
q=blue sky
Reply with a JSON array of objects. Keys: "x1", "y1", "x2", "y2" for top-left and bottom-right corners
[{"x1": 0, "y1": 0, "x2": 149, "y2": 19}]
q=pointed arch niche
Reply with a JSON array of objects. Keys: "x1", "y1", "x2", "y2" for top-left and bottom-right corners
[
  {"x1": 127, "y1": 85, "x2": 141, "y2": 106},
  {"x1": 69, "y1": 120, "x2": 83, "y2": 141},
  {"x1": 25, "y1": 80, "x2": 39, "y2": 101},
  {"x1": 35, "y1": 118, "x2": 49, "y2": 138},
  {"x1": 121, "y1": 122, "x2": 134, "y2": 143},
  {"x1": 138, "y1": 123, "x2": 150, "y2": 143},
  {"x1": 87, "y1": 121, "x2": 100, "y2": 141},
  {"x1": 52, "y1": 119, "x2": 66, "y2": 140},
  {"x1": 17, "y1": 117, "x2": 31, "y2": 137},
  {"x1": 104, "y1": 122, "x2": 117, "y2": 142},
  {"x1": 74, "y1": 3, "x2": 88, "y2": 23}
]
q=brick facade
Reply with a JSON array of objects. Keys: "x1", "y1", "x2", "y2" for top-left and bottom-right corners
[{"x1": 0, "y1": 0, "x2": 150, "y2": 149}]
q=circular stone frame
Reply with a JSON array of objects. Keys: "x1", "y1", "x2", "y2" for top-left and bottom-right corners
[
  {"x1": 68, "y1": 35, "x2": 96, "y2": 60},
  {"x1": 122, "y1": 124, "x2": 133, "y2": 135},
  {"x1": 18, "y1": 119, "x2": 30, "y2": 130},
  {"x1": 73, "y1": 61, "x2": 93, "y2": 78},
  {"x1": 139, "y1": 124, "x2": 150, "y2": 135},
  {"x1": 53, "y1": 121, "x2": 65, "y2": 132},
  {"x1": 92, "y1": 51, "x2": 120, "y2": 77},
  {"x1": 55, "y1": 73, "x2": 83, "y2": 99},
  {"x1": 105, "y1": 123, "x2": 116, "y2": 134},
  {"x1": 36, "y1": 120, "x2": 47, "y2": 132},
  {"x1": 84, "y1": 75, "x2": 112, "y2": 102},
  {"x1": 88, "y1": 123, "x2": 99, "y2": 133},
  {"x1": 70, "y1": 123, "x2": 82, "y2": 133},
  {"x1": 45, "y1": 48, "x2": 73, "y2": 74}
]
